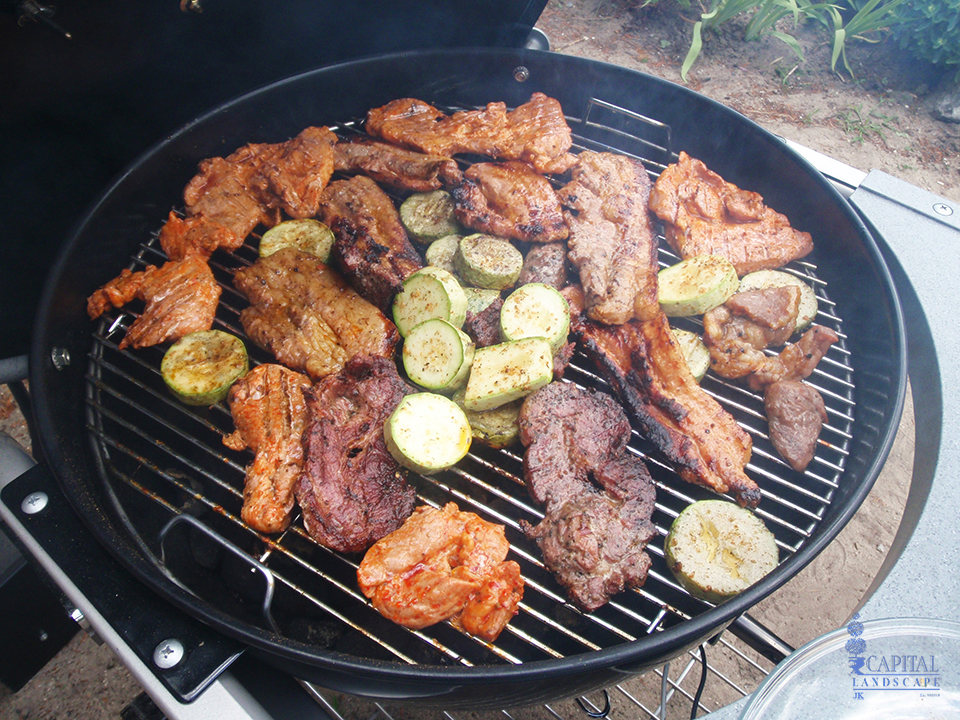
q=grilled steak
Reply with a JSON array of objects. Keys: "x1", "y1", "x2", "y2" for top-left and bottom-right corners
[
  {"x1": 649, "y1": 151, "x2": 813, "y2": 276},
  {"x1": 518, "y1": 382, "x2": 657, "y2": 611},
  {"x1": 233, "y1": 247, "x2": 399, "y2": 380},
  {"x1": 333, "y1": 136, "x2": 463, "y2": 192},
  {"x1": 318, "y1": 175, "x2": 424, "y2": 311},
  {"x1": 557, "y1": 151, "x2": 660, "y2": 325},
  {"x1": 222, "y1": 364, "x2": 312, "y2": 534},
  {"x1": 365, "y1": 93, "x2": 577, "y2": 175},
  {"x1": 451, "y1": 161, "x2": 568, "y2": 243},
  {"x1": 296, "y1": 355, "x2": 415, "y2": 554},
  {"x1": 764, "y1": 380, "x2": 828, "y2": 472},
  {"x1": 518, "y1": 242, "x2": 569, "y2": 290}
]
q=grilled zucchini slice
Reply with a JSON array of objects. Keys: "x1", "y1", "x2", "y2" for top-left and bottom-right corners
[
  {"x1": 463, "y1": 337, "x2": 553, "y2": 412},
  {"x1": 161, "y1": 330, "x2": 248, "y2": 406},
  {"x1": 737, "y1": 269, "x2": 818, "y2": 332},
  {"x1": 259, "y1": 218, "x2": 335, "y2": 261},
  {"x1": 392, "y1": 266, "x2": 468, "y2": 337},
  {"x1": 400, "y1": 190, "x2": 463, "y2": 243},
  {"x1": 384, "y1": 393, "x2": 472, "y2": 475},
  {"x1": 402, "y1": 319, "x2": 475, "y2": 392},
  {"x1": 671, "y1": 327, "x2": 710, "y2": 382},
  {"x1": 452, "y1": 387, "x2": 522, "y2": 449},
  {"x1": 664, "y1": 500, "x2": 778, "y2": 604},
  {"x1": 424, "y1": 234, "x2": 462, "y2": 275},
  {"x1": 454, "y1": 234, "x2": 524, "y2": 290},
  {"x1": 500, "y1": 282, "x2": 570, "y2": 353},
  {"x1": 658, "y1": 255, "x2": 739, "y2": 316}
]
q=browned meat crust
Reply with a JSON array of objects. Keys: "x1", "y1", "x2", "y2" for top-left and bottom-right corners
[
  {"x1": 463, "y1": 296, "x2": 504, "y2": 349},
  {"x1": 233, "y1": 248, "x2": 399, "y2": 380},
  {"x1": 649, "y1": 151, "x2": 813, "y2": 276},
  {"x1": 295, "y1": 355, "x2": 415, "y2": 554},
  {"x1": 557, "y1": 151, "x2": 659, "y2": 325},
  {"x1": 518, "y1": 242, "x2": 569, "y2": 289},
  {"x1": 318, "y1": 175, "x2": 424, "y2": 311},
  {"x1": 518, "y1": 382, "x2": 657, "y2": 611},
  {"x1": 764, "y1": 380, "x2": 828, "y2": 472},
  {"x1": 451, "y1": 161, "x2": 568, "y2": 243},
  {"x1": 365, "y1": 93, "x2": 577, "y2": 175},
  {"x1": 333, "y1": 136, "x2": 463, "y2": 192},
  {"x1": 222, "y1": 364, "x2": 312, "y2": 534}
]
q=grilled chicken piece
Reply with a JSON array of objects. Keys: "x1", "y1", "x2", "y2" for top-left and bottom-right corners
[
  {"x1": 764, "y1": 380, "x2": 828, "y2": 472},
  {"x1": 250, "y1": 125, "x2": 338, "y2": 219},
  {"x1": 233, "y1": 248, "x2": 399, "y2": 380},
  {"x1": 451, "y1": 161, "x2": 568, "y2": 243},
  {"x1": 296, "y1": 355, "x2": 415, "y2": 554},
  {"x1": 357, "y1": 502, "x2": 524, "y2": 641},
  {"x1": 518, "y1": 242, "x2": 569, "y2": 290},
  {"x1": 318, "y1": 175, "x2": 424, "y2": 311},
  {"x1": 158, "y1": 212, "x2": 235, "y2": 261},
  {"x1": 649, "y1": 151, "x2": 814, "y2": 276},
  {"x1": 222, "y1": 364, "x2": 312, "y2": 534},
  {"x1": 569, "y1": 290, "x2": 760, "y2": 508},
  {"x1": 333, "y1": 136, "x2": 463, "y2": 192},
  {"x1": 87, "y1": 256, "x2": 221, "y2": 350},
  {"x1": 365, "y1": 93, "x2": 577, "y2": 175},
  {"x1": 702, "y1": 287, "x2": 839, "y2": 390},
  {"x1": 557, "y1": 151, "x2": 660, "y2": 325},
  {"x1": 518, "y1": 382, "x2": 657, "y2": 611}
]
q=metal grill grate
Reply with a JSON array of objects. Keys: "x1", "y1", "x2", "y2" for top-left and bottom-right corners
[{"x1": 83, "y1": 98, "x2": 854, "y2": 684}]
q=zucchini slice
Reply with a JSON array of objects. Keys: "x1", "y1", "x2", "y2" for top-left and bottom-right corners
[
  {"x1": 463, "y1": 337, "x2": 554, "y2": 412},
  {"x1": 500, "y1": 282, "x2": 570, "y2": 353},
  {"x1": 664, "y1": 500, "x2": 778, "y2": 604},
  {"x1": 464, "y1": 287, "x2": 502, "y2": 316},
  {"x1": 737, "y1": 269, "x2": 818, "y2": 332},
  {"x1": 658, "y1": 255, "x2": 739, "y2": 317},
  {"x1": 424, "y1": 234, "x2": 462, "y2": 276},
  {"x1": 671, "y1": 327, "x2": 710, "y2": 382},
  {"x1": 384, "y1": 393, "x2": 472, "y2": 474},
  {"x1": 161, "y1": 330, "x2": 248, "y2": 406},
  {"x1": 402, "y1": 319, "x2": 475, "y2": 392},
  {"x1": 392, "y1": 266, "x2": 468, "y2": 337},
  {"x1": 452, "y1": 387, "x2": 522, "y2": 449},
  {"x1": 454, "y1": 234, "x2": 524, "y2": 290},
  {"x1": 400, "y1": 190, "x2": 463, "y2": 243},
  {"x1": 259, "y1": 218, "x2": 335, "y2": 261}
]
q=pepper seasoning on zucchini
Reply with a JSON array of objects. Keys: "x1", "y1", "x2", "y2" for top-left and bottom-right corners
[{"x1": 161, "y1": 330, "x2": 249, "y2": 406}]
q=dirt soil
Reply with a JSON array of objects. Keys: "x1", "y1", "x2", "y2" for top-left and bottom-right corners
[{"x1": 537, "y1": 0, "x2": 960, "y2": 202}]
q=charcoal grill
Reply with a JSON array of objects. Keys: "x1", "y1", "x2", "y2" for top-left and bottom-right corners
[{"x1": 5, "y1": 44, "x2": 953, "y2": 720}]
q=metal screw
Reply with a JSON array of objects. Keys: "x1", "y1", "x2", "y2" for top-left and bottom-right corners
[
  {"x1": 153, "y1": 639, "x2": 185, "y2": 669},
  {"x1": 50, "y1": 347, "x2": 71, "y2": 370},
  {"x1": 513, "y1": 66, "x2": 530, "y2": 82},
  {"x1": 933, "y1": 202, "x2": 953, "y2": 217},
  {"x1": 180, "y1": 0, "x2": 203, "y2": 12},
  {"x1": 21, "y1": 492, "x2": 48, "y2": 514}
]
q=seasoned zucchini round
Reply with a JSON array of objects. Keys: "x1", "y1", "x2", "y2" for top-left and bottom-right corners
[
  {"x1": 737, "y1": 269, "x2": 818, "y2": 332},
  {"x1": 424, "y1": 234, "x2": 462, "y2": 276},
  {"x1": 670, "y1": 327, "x2": 710, "y2": 382},
  {"x1": 500, "y1": 282, "x2": 571, "y2": 353},
  {"x1": 161, "y1": 330, "x2": 248, "y2": 406},
  {"x1": 664, "y1": 500, "x2": 778, "y2": 604},
  {"x1": 384, "y1": 393, "x2": 472, "y2": 475},
  {"x1": 454, "y1": 234, "x2": 524, "y2": 290},
  {"x1": 259, "y1": 218, "x2": 335, "y2": 261},
  {"x1": 658, "y1": 255, "x2": 739, "y2": 316},
  {"x1": 463, "y1": 337, "x2": 554, "y2": 412},
  {"x1": 400, "y1": 190, "x2": 463, "y2": 243},
  {"x1": 402, "y1": 319, "x2": 475, "y2": 392},
  {"x1": 392, "y1": 266, "x2": 468, "y2": 337},
  {"x1": 452, "y1": 387, "x2": 522, "y2": 449}
]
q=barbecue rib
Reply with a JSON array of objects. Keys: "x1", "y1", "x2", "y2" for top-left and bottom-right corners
[
  {"x1": 365, "y1": 93, "x2": 577, "y2": 175},
  {"x1": 233, "y1": 247, "x2": 399, "y2": 380},
  {"x1": 649, "y1": 151, "x2": 813, "y2": 276},
  {"x1": 296, "y1": 355, "x2": 415, "y2": 554},
  {"x1": 569, "y1": 289, "x2": 760, "y2": 508},
  {"x1": 357, "y1": 502, "x2": 523, "y2": 641},
  {"x1": 317, "y1": 175, "x2": 424, "y2": 311},
  {"x1": 333, "y1": 136, "x2": 463, "y2": 192},
  {"x1": 518, "y1": 382, "x2": 657, "y2": 611},
  {"x1": 451, "y1": 161, "x2": 569, "y2": 243},
  {"x1": 222, "y1": 364, "x2": 312, "y2": 534},
  {"x1": 557, "y1": 151, "x2": 660, "y2": 325}
]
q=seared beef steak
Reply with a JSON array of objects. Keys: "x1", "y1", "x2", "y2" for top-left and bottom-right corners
[{"x1": 765, "y1": 380, "x2": 828, "y2": 472}]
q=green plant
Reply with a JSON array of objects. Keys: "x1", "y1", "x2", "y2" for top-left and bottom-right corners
[
  {"x1": 835, "y1": 102, "x2": 908, "y2": 144},
  {"x1": 822, "y1": 0, "x2": 907, "y2": 75},
  {"x1": 891, "y1": 0, "x2": 960, "y2": 80}
]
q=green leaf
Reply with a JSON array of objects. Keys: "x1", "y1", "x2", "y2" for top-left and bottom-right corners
[{"x1": 681, "y1": 20, "x2": 705, "y2": 82}]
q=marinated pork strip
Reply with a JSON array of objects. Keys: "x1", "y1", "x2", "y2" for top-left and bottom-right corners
[
  {"x1": 222, "y1": 364, "x2": 312, "y2": 534},
  {"x1": 557, "y1": 151, "x2": 660, "y2": 325},
  {"x1": 357, "y1": 502, "x2": 523, "y2": 641},
  {"x1": 87, "y1": 256, "x2": 221, "y2": 350},
  {"x1": 317, "y1": 175, "x2": 424, "y2": 311},
  {"x1": 365, "y1": 93, "x2": 578, "y2": 175},
  {"x1": 568, "y1": 289, "x2": 760, "y2": 508},
  {"x1": 296, "y1": 355, "x2": 415, "y2": 554},
  {"x1": 764, "y1": 380, "x2": 828, "y2": 472},
  {"x1": 251, "y1": 125, "x2": 338, "y2": 219},
  {"x1": 158, "y1": 211, "x2": 236, "y2": 261},
  {"x1": 649, "y1": 151, "x2": 814, "y2": 276},
  {"x1": 451, "y1": 161, "x2": 569, "y2": 243},
  {"x1": 518, "y1": 382, "x2": 657, "y2": 611},
  {"x1": 333, "y1": 136, "x2": 463, "y2": 192},
  {"x1": 233, "y1": 247, "x2": 399, "y2": 380}
]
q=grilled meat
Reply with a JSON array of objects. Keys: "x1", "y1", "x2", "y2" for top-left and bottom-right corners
[
  {"x1": 557, "y1": 151, "x2": 659, "y2": 325},
  {"x1": 233, "y1": 247, "x2": 399, "y2": 380},
  {"x1": 333, "y1": 136, "x2": 463, "y2": 192},
  {"x1": 365, "y1": 93, "x2": 577, "y2": 175},
  {"x1": 463, "y1": 295, "x2": 504, "y2": 349},
  {"x1": 296, "y1": 355, "x2": 415, "y2": 554},
  {"x1": 357, "y1": 502, "x2": 523, "y2": 641},
  {"x1": 518, "y1": 242, "x2": 569, "y2": 290},
  {"x1": 649, "y1": 151, "x2": 814, "y2": 276},
  {"x1": 222, "y1": 364, "x2": 312, "y2": 534},
  {"x1": 318, "y1": 175, "x2": 424, "y2": 311},
  {"x1": 87, "y1": 256, "x2": 221, "y2": 350},
  {"x1": 158, "y1": 211, "x2": 236, "y2": 261},
  {"x1": 764, "y1": 380, "x2": 828, "y2": 472},
  {"x1": 251, "y1": 125, "x2": 338, "y2": 219},
  {"x1": 518, "y1": 382, "x2": 657, "y2": 611},
  {"x1": 184, "y1": 157, "x2": 280, "y2": 244},
  {"x1": 569, "y1": 290, "x2": 760, "y2": 508},
  {"x1": 744, "y1": 324, "x2": 839, "y2": 391},
  {"x1": 451, "y1": 161, "x2": 568, "y2": 243}
]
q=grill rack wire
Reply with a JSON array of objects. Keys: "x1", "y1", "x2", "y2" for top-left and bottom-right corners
[{"x1": 83, "y1": 98, "x2": 855, "y2": 716}]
